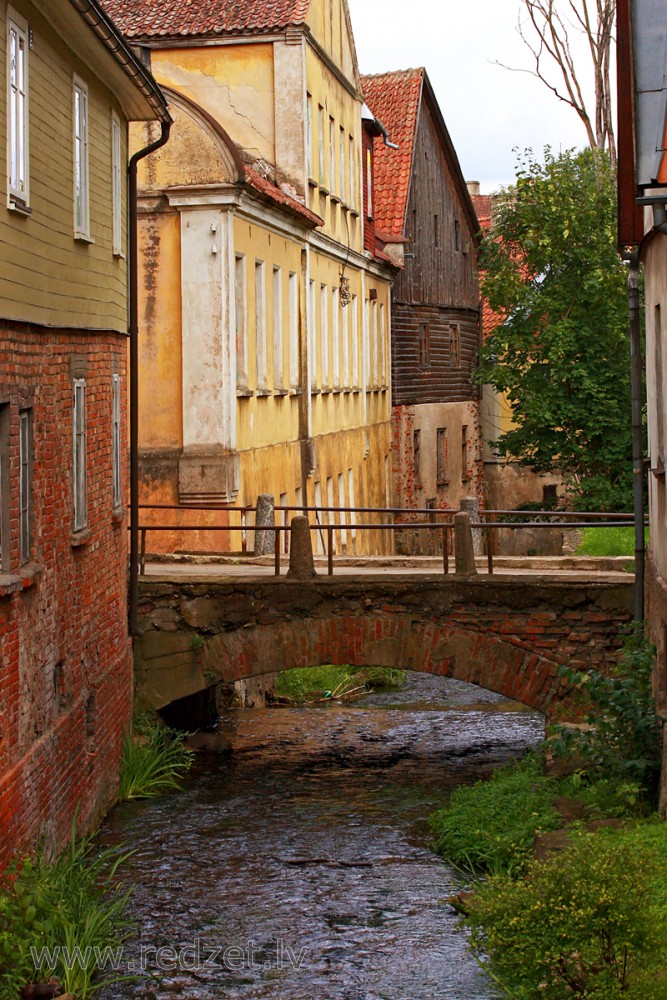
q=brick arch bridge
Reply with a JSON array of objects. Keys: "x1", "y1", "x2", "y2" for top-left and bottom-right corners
[{"x1": 135, "y1": 574, "x2": 634, "y2": 720}]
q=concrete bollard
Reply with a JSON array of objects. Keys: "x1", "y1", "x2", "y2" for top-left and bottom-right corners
[
  {"x1": 461, "y1": 496, "x2": 482, "y2": 556},
  {"x1": 254, "y1": 493, "x2": 275, "y2": 557},
  {"x1": 454, "y1": 511, "x2": 478, "y2": 577},
  {"x1": 287, "y1": 516, "x2": 318, "y2": 580}
]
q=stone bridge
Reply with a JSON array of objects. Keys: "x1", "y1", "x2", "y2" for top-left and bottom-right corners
[{"x1": 135, "y1": 573, "x2": 634, "y2": 720}]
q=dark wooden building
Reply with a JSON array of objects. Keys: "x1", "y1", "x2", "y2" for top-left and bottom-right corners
[{"x1": 362, "y1": 69, "x2": 483, "y2": 539}]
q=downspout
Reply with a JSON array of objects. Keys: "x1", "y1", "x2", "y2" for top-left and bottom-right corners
[
  {"x1": 128, "y1": 121, "x2": 171, "y2": 636},
  {"x1": 628, "y1": 252, "x2": 645, "y2": 622}
]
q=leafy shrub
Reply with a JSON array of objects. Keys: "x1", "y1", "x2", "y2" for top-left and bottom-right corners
[
  {"x1": 274, "y1": 664, "x2": 407, "y2": 703},
  {"x1": 548, "y1": 628, "x2": 662, "y2": 806},
  {"x1": 429, "y1": 756, "x2": 561, "y2": 876},
  {"x1": 0, "y1": 832, "x2": 132, "y2": 999},
  {"x1": 119, "y1": 723, "x2": 194, "y2": 801},
  {"x1": 467, "y1": 829, "x2": 667, "y2": 999}
]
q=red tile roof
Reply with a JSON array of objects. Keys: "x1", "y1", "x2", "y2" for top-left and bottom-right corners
[
  {"x1": 244, "y1": 167, "x2": 323, "y2": 227},
  {"x1": 361, "y1": 69, "x2": 424, "y2": 239},
  {"x1": 100, "y1": 0, "x2": 311, "y2": 39},
  {"x1": 470, "y1": 192, "x2": 505, "y2": 337}
]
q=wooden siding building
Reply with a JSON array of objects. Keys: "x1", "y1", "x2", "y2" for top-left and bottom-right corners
[
  {"x1": 0, "y1": 0, "x2": 169, "y2": 862},
  {"x1": 362, "y1": 69, "x2": 483, "y2": 548}
]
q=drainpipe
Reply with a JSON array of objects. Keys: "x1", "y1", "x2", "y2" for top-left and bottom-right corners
[
  {"x1": 628, "y1": 252, "x2": 645, "y2": 623},
  {"x1": 128, "y1": 122, "x2": 171, "y2": 636}
]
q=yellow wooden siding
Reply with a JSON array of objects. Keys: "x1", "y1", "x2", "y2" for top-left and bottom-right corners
[{"x1": 0, "y1": 2, "x2": 128, "y2": 332}]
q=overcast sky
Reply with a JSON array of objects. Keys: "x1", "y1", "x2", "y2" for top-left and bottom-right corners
[{"x1": 347, "y1": 0, "x2": 601, "y2": 193}]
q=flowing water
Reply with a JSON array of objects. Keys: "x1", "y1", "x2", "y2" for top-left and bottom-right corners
[{"x1": 98, "y1": 674, "x2": 545, "y2": 1000}]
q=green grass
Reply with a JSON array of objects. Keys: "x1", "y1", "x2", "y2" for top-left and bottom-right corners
[
  {"x1": 429, "y1": 756, "x2": 562, "y2": 877},
  {"x1": 118, "y1": 723, "x2": 195, "y2": 801},
  {"x1": 274, "y1": 664, "x2": 407, "y2": 703},
  {"x1": 576, "y1": 525, "x2": 647, "y2": 557},
  {"x1": 0, "y1": 830, "x2": 133, "y2": 999}
]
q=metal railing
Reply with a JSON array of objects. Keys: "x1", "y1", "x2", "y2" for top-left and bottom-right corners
[{"x1": 132, "y1": 505, "x2": 639, "y2": 577}]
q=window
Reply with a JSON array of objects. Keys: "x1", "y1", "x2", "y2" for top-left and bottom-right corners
[
  {"x1": 419, "y1": 322, "x2": 430, "y2": 369},
  {"x1": 351, "y1": 295, "x2": 359, "y2": 388},
  {"x1": 332, "y1": 286, "x2": 340, "y2": 387},
  {"x1": 449, "y1": 323, "x2": 461, "y2": 368},
  {"x1": 112, "y1": 112, "x2": 122, "y2": 255},
  {"x1": 73, "y1": 379, "x2": 87, "y2": 531},
  {"x1": 235, "y1": 255, "x2": 248, "y2": 388},
  {"x1": 7, "y1": 8, "x2": 29, "y2": 208},
  {"x1": 338, "y1": 473, "x2": 347, "y2": 546},
  {"x1": 339, "y1": 125, "x2": 346, "y2": 202},
  {"x1": 348, "y1": 468, "x2": 356, "y2": 540},
  {"x1": 289, "y1": 272, "x2": 298, "y2": 389},
  {"x1": 434, "y1": 214, "x2": 440, "y2": 248},
  {"x1": 306, "y1": 94, "x2": 313, "y2": 178},
  {"x1": 342, "y1": 297, "x2": 350, "y2": 388},
  {"x1": 73, "y1": 77, "x2": 90, "y2": 237},
  {"x1": 436, "y1": 428, "x2": 447, "y2": 484},
  {"x1": 112, "y1": 374, "x2": 121, "y2": 509},
  {"x1": 461, "y1": 425, "x2": 469, "y2": 481},
  {"x1": 454, "y1": 218, "x2": 461, "y2": 251},
  {"x1": 255, "y1": 261, "x2": 266, "y2": 388},
  {"x1": 273, "y1": 265, "x2": 283, "y2": 388},
  {"x1": 320, "y1": 284, "x2": 329, "y2": 386},
  {"x1": 413, "y1": 430, "x2": 421, "y2": 485},
  {"x1": 371, "y1": 300, "x2": 378, "y2": 387},
  {"x1": 18, "y1": 410, "x2": 32, "y2": 564},
  {"x1": 349, "y1": 135, "x2": 355, "y2": 209},
  {"x1": 318, "y1": 106, "x2": 325, "y2": 185},
  {"x1": 309, "y1": 279, "x2": 317, "y2": 388},
  {"x1": 379, "y1": 303, "x2": 386, "y2": 385},
  {"x1": 329, "y1": 117, "x2": 335, "y2": 194}
]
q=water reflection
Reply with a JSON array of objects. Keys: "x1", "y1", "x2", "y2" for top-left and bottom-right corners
[{"x1": 98, "y1": 674, "x2": 544, "y2": 1000}]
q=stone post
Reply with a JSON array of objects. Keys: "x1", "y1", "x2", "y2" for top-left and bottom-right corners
[
  {"x1": 254, "y1": 494, "x2": 275, "y2": 557},
  {"x1": 287, "y1": 516, "x2": 318, "y2": 580},
  {"x1": 454, "y1": 511, "x2": 478, "y2": 577},
  {"x1": 461, "y1": 496, "x2": 482, "y2": 555}
]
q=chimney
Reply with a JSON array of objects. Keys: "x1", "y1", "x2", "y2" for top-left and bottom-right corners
[{"x1": 467, "y1": 180, "x2": 480, "y2": 197}]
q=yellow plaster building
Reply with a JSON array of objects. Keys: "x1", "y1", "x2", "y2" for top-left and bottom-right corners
[{"x1": 102, "y1": 0, "x2": 396, "y2": 555}]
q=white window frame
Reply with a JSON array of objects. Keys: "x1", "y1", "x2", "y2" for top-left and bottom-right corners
[
  {"x1": 255, "y1": 261, "x2": 267, "y2": 389},
  {"x1": 7, "y1": 8, "x2": 29, "y2": 209},
  {"x1": 112, "y1": 373, "x2": 122, "y2": 509},
  {"x1": 332, "y1": 286, "x2": 340, "y2": 388},
  {"x1": 309, "y1": 279, "x2": 317, "y2": 389},
  {"x1": 349, "y1": 135, "x2": 355, "y2": 211},
  {"x1": 329, "y1": 117, "x2": 335, "y2": 194},
  {"x1": 306, "y1": 94, "x2": 313, "y2": 178},
  {"x1": 320, "y1": 283, "x2": 329, "y2": 387},
  {"x1": 273, "y1": 265, "x2": 283, "y2": 389},
  {"x1": 73, "y1": 378, "x2": 87, "y2": 531},
  {"x1": 111, "y1": 111, "x2": 123, "y2": 256},
  {"x1": 19, "y1": 409, "x2": 32, "y2": 564},
  {"x1": 289, "y1": 272, "x2": 299, "y2": 389},
  {"x1": 339, "y1": 125, "x2": 346, "y2": 203},
  {"x1": 351, "y1": 295, "x2": 359, "y2": 388},
  {"x1": 235, "y1": 255, "x2": 248, "y2": 388},
  {"x1": 342, "y1": 298, "x2": 350, "y2": 388},
  {"x1": 73, "y1": 76, "x2": 90, "y2": 239}
]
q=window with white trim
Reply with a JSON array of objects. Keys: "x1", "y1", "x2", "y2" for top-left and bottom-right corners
[
  {"x1": 273, "y1": 265, "x2": 283, "y2": 389},
  {"x1": 111, "y1": 112, "x2": 122, "y2": 255},
  {"x1": 332, "y1": 286, "x2": 340, "y2": 388},
  {"x1": 339, "y1": 125, "x2": 345, "y2": 202},
  {"x1": 73, "y1": 77, "x2": 90, "y2": 237},
  {"x1": 320, "y1": 283, "x2": 329, "y2": 387},
  {"x1": 7, "y1": 8, "x2": 29, "y2": 208},
  {"x1": 289, "y1": 272, "x2": 298, "y2": 389},
  {"x1": 349, "y1": 135, "x2": 355, "y2": 210},
  {"x1": 255, "y1": 261, "x2": 267, "y2": 389},
  {"x1": 112, "y1": 374, "x2": 122, "y2": 509},
  {"x1": 19, "y1": 409, "x2": 32, "y2": 563},
  {"x1": 73, "y1": 379, "x2": 87, "y2": 531},
  {"x1": 329, "y1": 117, "x2": 335, "y2": 194},
  {"x1": 235, "y1": 255, "x2": 247, "y2": 388},
  {"x1": 306, "y1": 94, "x2": 313, "y2": 178}
]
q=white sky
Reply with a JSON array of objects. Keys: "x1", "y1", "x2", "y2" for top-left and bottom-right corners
[{"x1": 347, "y1": 0, "x2": 600, "y2": 193}]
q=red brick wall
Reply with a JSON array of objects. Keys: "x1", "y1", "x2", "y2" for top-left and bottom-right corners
[{"x1": 0, "y1": 322, "x2": 132, "y2": 864}]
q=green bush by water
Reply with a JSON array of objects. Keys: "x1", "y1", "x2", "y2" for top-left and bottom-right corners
[
  {"x1": 118, "y1": 721, "x2": 195, "y2": 801},
  {"x1": 274, "y1": 664, "x2": 407, "y2": 703},
  {"x1": 429, "y1": 756, "x2": 561, "y2": 876},
  {"x1": 0, "y1": 831, "x2": 132, "y2": 999},
  {"x1": 467, "y1": 824, "x2": 667, "y2": 999}
]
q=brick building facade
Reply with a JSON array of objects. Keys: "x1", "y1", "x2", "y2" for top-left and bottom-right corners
[{"x1": 0, "y1": 0, "x2": 169, "y2": 861}]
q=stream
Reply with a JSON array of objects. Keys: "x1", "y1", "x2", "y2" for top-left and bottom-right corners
[{"x1": 98, "y1": 673, "x2": 545, "y2": 999}]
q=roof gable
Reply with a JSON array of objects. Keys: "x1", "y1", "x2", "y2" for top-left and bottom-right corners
[
  {"x1": 100, "y1": 0, "x2": 312, "y2": 40},
  {"x1": 361, "y1": 69, "x2": 423, "y2": 238}
]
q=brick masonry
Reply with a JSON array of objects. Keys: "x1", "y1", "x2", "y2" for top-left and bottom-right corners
[
  {"x1": 0, "y1": 322, "x2": 133, "y2": 864},
  {"x1": 135, "y1": 575, "x2": 634, "y2": 721}
]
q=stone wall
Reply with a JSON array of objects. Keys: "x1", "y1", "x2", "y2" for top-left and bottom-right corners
[{"x1": 135, "y1": 574, "x2": 633, "y2": 721}]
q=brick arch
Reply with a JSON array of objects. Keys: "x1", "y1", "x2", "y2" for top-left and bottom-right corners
[{"x1": 202, "y1": 614, "x2": 565, "y2": 717}]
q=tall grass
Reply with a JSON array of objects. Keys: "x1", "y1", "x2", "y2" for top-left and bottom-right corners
[
  {"x1": 118, "y1": 724, "x2": 195, "y2": 801},
  {"x1": 576, "y1": 525, "x2": 646, "y2": 557},
  {"x1": 0, "y1": 831, "x2": 133, "y2": 999},
  {"x1": 274, "y1": 664, "x2": 407, "y2": 703}
]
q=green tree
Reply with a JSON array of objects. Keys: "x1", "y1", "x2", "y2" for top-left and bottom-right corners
[{"x1": 477, "y1": 147, "x2": 632, "y2": 510}]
